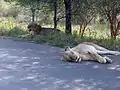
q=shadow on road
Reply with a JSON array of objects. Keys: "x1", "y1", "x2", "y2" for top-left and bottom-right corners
[{"x1": 0, "y1": 39, "x2": 119, "y2": 90}]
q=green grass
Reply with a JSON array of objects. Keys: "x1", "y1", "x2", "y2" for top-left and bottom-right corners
[
  {"x1": 19, "y1": 31, "x2": 77, "y2": 47},
  {"x1": 0, "y1": 18, "x2": 28, "y2": 37},
  {"x1": 0, "y1": 18, "x2": 119, "y2": 51},
  {"x1": 18, "y1": 31, "x2": 120, "y2": 51}
]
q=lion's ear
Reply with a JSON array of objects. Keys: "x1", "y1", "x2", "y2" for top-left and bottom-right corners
[{"x1": 65, "y1": 46, "x2": 71, "y2": 51}]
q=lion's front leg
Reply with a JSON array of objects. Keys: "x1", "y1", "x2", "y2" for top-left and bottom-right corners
[
  {"x1": 88, "y1": 52, "x2": 112, "y2": 64},
  {"x1": 103, "y1": 56, "x2": 113, "y2": 63},
  {"x1": 75, "y1": 57, "x2": 82, "y2": 62}
]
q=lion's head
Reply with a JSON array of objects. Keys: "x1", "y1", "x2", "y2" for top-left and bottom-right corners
[
  {"x1": 27, "y1": 22, "x2": 41, "y2": 35},
  {"x1": 61, "y1": 46, "x2": 81, "y2": 62}
]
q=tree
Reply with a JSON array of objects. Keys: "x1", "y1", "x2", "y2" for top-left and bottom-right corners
[
  {"x1": 53, "y1": 0, "x2": 57, "y2": 29},
  {"x1": 53, "y1": 0, "x2": 65, "y2": 29},
  {"x1": 42, "y1": 0, "x2": 62, "y2": 29},
  {"x1": 42, "y1": 0, "x2": 64, "y2": 29},
  {"x1": 72, "y1": 0, "x2": 95, "y2": 37},
  {"x1": 5, "y1": 0, "x2": 41, "y2": 22},
  {"x1": 19, "y1": 0, "x2": 41, "y2": 22},
  {"x1": 94, "y1": 0, "x2": 120, "y2": 38},
  {"x1": 20, "y1": 0, "x2": 65, "y2": 29},
  {"x1": 64, "y1": 0, "x2": 72, "y2": 34}
]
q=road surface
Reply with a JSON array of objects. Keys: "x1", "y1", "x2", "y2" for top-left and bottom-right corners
[{"x1": 0, "y1": 38, "x2": 120, "y2": 90}]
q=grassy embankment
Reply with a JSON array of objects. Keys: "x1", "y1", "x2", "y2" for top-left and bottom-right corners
[{"x1": 0, "y1": 17, "x2": 119, "y2": 50}]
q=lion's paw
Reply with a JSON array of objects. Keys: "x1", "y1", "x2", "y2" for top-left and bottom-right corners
[{"x1": 104, "y1": 56, "x2": 113, "y2": 63}]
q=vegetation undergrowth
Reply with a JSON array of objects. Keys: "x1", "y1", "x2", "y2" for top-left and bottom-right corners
[
  {"x1": 0, "y1": 18, "x2": 119, "y2": 51},
  {"x1": 19, "y1": 31, "x2": 120, "y2": 51},
  {"x1": 0, "y1": 18, "x2": 28, "y2": 37}
]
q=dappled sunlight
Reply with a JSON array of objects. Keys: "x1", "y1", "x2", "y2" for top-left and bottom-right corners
[
  {"x1": 0, "y1": 0, "x2": 120, "y2": 89},
  {"x1": 0, "y1": 41, "x2": 119, "y2": 90},
  {"x1": 92, "y1": 65, "x2": 100, "y2": 69},
  {"x1": 108, "y1": 64, "x2": 120, "y2": 71},
  {"x1": 0, "y1": 53, "x2": 8, "y2": 58}
]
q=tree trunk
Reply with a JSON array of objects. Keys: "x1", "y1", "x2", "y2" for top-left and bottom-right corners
[
  {"x1": 31, "y1": 8, "x2": 35, "y2": 22},
  {"x1": 80, "y1": 18, "x2": 93, "y2": 37},
  {"x1": 53, "y1": 0, "x2": 57, "y2": 29},
  {"x1": 79, "y1": 24, "x2": 82, "y2": 35},
  {"x1": 109, "y1": 18, "x2": 117, "y2": 38},
  {"x1": 107, "y1": 13, "x2": 119, "y2": 39},
  {"x1": 64, "y1": 0, "x2": 72, "y2": 34},
  {"x1": 115, "y1": 21, "x2": 120, "y2": 35},
  {"x1": 81, "y1": 24, "x2": 87, "y2": 37},
  {"x1": 110, "y1": 22, "x2": 114, "y2": 38}
]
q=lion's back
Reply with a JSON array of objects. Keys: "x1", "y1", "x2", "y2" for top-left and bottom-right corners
[{"x1": 72, "y1": 44, "x2": 97, "y2": 54}]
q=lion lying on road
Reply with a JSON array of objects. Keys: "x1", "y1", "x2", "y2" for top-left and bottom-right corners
[{"x1": 61, "y1": 42, "x2": 120, "y2": 64}]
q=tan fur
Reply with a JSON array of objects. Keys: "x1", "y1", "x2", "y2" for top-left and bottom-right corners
[
  {"x1": 28, "y1": 22, "x2": 60, "y2": 35},
  {"x1": 62, "y1": 42, "x2": 120, "y2": 63},
  {"x1": 27, "y1": 22, "x2": 41, "y2": 35}
]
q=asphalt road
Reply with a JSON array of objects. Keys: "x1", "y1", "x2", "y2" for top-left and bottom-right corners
[{"x1": 0, "y1": 38, "x2": 120, "y2": 90}]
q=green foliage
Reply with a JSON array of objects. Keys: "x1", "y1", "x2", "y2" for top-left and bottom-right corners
[
  {"x1": 0, "y1": 26, "x2": 27, "y2": 36},
  {"x1": 96, "y1": 38, "x2": 120, "y2": 50},
  {"x1": 18, "y1": 31, "x2": 120, "y2": 51},
  {"x1": 72, "y1": 0, "x2": 95, "y2": 24},
  {"x1": 0, "y1": 0, "x2": 20, "y2": 18},
  {"x1": 8, "y1": 27, "x2": 27, "y2": 36},
  {"x1": 0, "y1": 27, "x2": 27, "y2": 36},
  {"x1": 0, "y1": 0, "x2": 120, "y2": 51},
  {"x1": 0, "y1": 18, "x2": 28, "y2": 36},
  {"x1": 94, "y1": 0, "x2": 120, "y2": 16},
  {"x1": 8, "y1": 5, "x2": 20, "y2": 18},
  {"x1": 20, "y1": 31, "x2": 77, "y2": 47},
  {"x1": 0, "y1": 19, "x2": 119, "y2": 50}
]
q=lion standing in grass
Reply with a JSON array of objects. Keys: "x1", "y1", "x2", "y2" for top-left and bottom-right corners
[{"x1": 61, "y1": 42, "x2": 120, "y2": 64}]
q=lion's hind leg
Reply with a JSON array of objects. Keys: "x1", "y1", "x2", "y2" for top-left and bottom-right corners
[
  {"x1": 97, "y1": 50, "x2": 120, "y2": 55},
  {"x1": 92, "y1": 44, "x2": 109, "y2": 51},
  {"x1": 88, "y1": 52, "x2": 112, "y2": 63}
]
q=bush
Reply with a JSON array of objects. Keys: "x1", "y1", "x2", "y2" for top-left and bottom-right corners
[
  {"x1": 0, "y1": 18, "x2": 119, "y2": 51},
  {"x1": 0, "y1": 18, "x2": 28, "y2": 36},
  {"x1": 8, "y1": 27, "x2": 28, "y2": 36},
  {"x1": 20, "y1": 31, "x2": 77, "y2": 47},
  {"x1": 19, "y1": 31, "x2": 120, "y2": 51}
]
